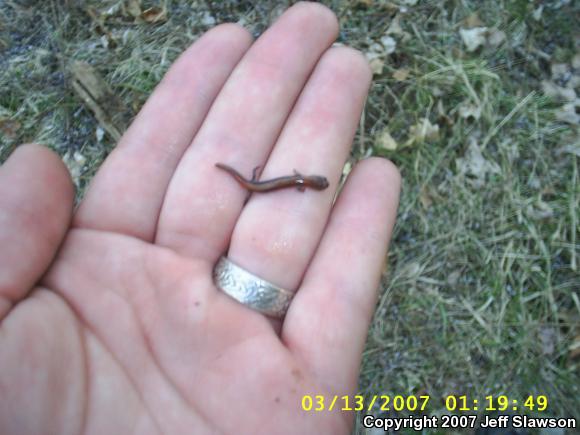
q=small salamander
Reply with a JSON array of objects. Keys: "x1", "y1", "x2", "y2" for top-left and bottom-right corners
[{"x1": 215, "y1": 163, "x2": 329, "y2": 192}]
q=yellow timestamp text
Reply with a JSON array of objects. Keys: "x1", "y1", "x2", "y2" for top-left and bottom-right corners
[
  {"x1": 444, "y1": 395, "x2": 548, "y2": 412},
  {"x1": 301, "y1": 394, "x2": 549, "y2": 413},
  {"x1": 301, "y1": 395, "x2": 430, "y2": 412}
]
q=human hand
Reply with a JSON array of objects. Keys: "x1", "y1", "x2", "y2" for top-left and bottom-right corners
[{"x1": 0, "y1": 3, "x2": 400, "y2": 434}]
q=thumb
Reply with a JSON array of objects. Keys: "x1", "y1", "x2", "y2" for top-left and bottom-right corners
[{"x1": 0, "y1": 144, "x2": 74, "y2": 320}]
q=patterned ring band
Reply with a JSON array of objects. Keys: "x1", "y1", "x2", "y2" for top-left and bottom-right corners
[{"x1": 213, "y1": 256, "x2": 294, "y2": 319}]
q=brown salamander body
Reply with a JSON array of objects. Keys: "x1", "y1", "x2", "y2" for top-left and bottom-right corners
[{"x1": 215, "y1": 163, "x2": 329, "y2": 192}]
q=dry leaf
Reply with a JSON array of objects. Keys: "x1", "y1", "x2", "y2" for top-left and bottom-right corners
[
  {"x1": 538, "y1": 327, "x2": 557, "y2": 356},
  {"x1": 432, "y1": 86, "x2": 444, "y2": 97},
  {"x1": 125, "y1": 0, "x2": 142, "y2": 17},
  {"x1": 487, "y1": 28, "x2": 506, "y2": 47},
  {"x1": 200, "y1": 11, "x2": 216, "y2": 26},
  {"x1": 419, "y1": 186, "x2": 433, "y2": 209},
  {"x1": 437, "y1": 100, "x2": 454, "y2": 127},
  {"x1": 335, "y1": 159, "x2": 354, "y2": 196},
  {"x1": 458, "y1": 101, "x2": 482, "y2": 120},
  {"x1": 376, "y1": 129, "x2": 398, "y2": 150},
  {"x1": 572, "y1": 53, "x2": 580, "y2": 70},
  {"x1": 366, "y1": 38, "x2": 395, "y2": 75},
  {"x1": 459, "y1": 27, "x2": 488, "y2": 52},
  {"x1": 63, "y1": 151, "x2": 87, "y2": 185},
  {"x1": 103, "y1": 3, "x2": 123, "y2": 16},
  {"x1": 69, "y1": 61, "x2": 126, "y2": 141},
  {"x1": 526, "y1": 200, "x2": 554, "y2": 220},
  {"x1": 555, "y1": 100, "x2": 580, "y2": 125},
  {"x1": 569, "y1": 55, "x2": 580, "y2": 89},
  {"x1": 569, "y1": 335, "x2": 580, "y2": 362},
  {"x1": 342, "y1": 160, "x2": 352, "y2": 178},
  {"x1": 557, "y1": 137, "x2": 580, "y2": 157},
  {"x1": 541, "y1": 80, "x2": 577, "y2": 102},
  {"x1": 386, "y1": 14, "x2": 404, "y2": 36},
  {"x1": 0, "y1": 119, "x2": 20, "y2": 140},
  {"x1": 463, "y1": 13, "x2": 484, "y2": 29},
  {"x1": 407, "y1": 118, "x2": 439, "y2": 145},
  {"x1": 385, "y1": 13, "x2": 412, "y2": 41},
  {"x1": 96, "y1": 126, "x2": 105, "y2": 142},
  {"x1": 551, "y1": 63, "x2": 571, "y2": 81},
  {"x1": 532, "y1": 5, "x2": 544, "y2": 21},
  {"x1": 140, "y1": 6, "x2": 167, "y2": 23},
  {"x1": 447, "y1": 270, "x2": 461, "y2": 286},
  {"x1": 86, "y1": 7, "x2": 117, "y2": 48},
  {"x1": 367, "y1": 56, "x2": 385, "y2": 75},
  {"x1": 380, "y1": 35, "x2": 397, "y2": 55},
  {"x1": 455, "y1": 139, "x2": 500, "y2": 185},
  {"x1": 513, "y1": 22, "x2": 529, "y2": 48},
  {"x1": 393, "y1": 68, "x2": 410, "y2": 81}
]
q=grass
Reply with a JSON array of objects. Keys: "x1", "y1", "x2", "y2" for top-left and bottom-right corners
[{"x1": 1, "y1": 0, "x2": 578, "y2": 433}]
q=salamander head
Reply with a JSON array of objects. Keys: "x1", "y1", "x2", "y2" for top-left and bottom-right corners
[{"x1": 309, "y1": 176, "x2": 329, "y2": 190}]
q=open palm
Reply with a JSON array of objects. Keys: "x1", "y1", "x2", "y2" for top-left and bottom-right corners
[{"x1": 0, "y1": 4, "x2": 400, "y2": 434}]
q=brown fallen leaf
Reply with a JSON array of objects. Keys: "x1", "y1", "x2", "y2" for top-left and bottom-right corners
[
  {"x1": 569, "y1": 334, "x2": 580, "y2": 362},
  {"x1": 487, "y1": 28, "x2": 506, "y2": 48},
  {"x1": 85, "y1": 7, "x2": 117, "y2": 48},
  {"x1": 69, "y1": 61, "x2": 128, "y2": 141},
  {"x1": 459, "y1": 27, "x2": 488, "y2": 52},
  {"x1": 380, "y1": 36, "x2": 397, "y2": 55},
  {"x1": 532, "y1": 5, "x2": 544, "y2": 21},
  {"x1": 541, "y1": 80, "x2": 576, "y2": 102},
  {"x1": 393, "y1": 68, "x2": 410, "y2": 81},
  {"x1": 572, "y1": 54, "x2": 580, "y2": 70},
  {"x1": 385, "y1": 13, "x2": 412, "y2": 42},
  {"x1": 447, "y1": 270, "x2": 461, "y2": 286},
  {"x1": 419, "y1": 186, "x2": 433, "y2": 209},
  {"x1": 342, "y1": 160, "x2": 353, "y2": 178},
  {"x1": 551, "y1": 63, "x2": 571, "y2": 82},
  {"x1": 0, "y1": 119, "x2": 21, "y2": 140},
  {"x1": 367, "y1": 56, "x2": 385, "y2": 75},
  {"x1": 437, "y1": 100, "x2": 454, "y2": 127},
  {"x1": 365, "y1": 33, "x2": 397, "y2": 76},
  {"x1": 463, "y1": 12, "x2": 485, "y2": 29},
  {"x1": 386, "y1": 14, "x2": 404, "y2": 35},
  {"x1": 125, "y1": 0, "x2": 142, "y2": 18},
  {"x1": 455, "y1": 138, "x2": 500, "y2": 186},
  {"x1": 62, "y1": 150, "x2": 87, "y2": 185},
  {"x1": 406, "y1": 118, "x2": 440, "y2": 146},
  {"x1": 538, "y1": 327, "x2": 558, "y2": 356},
  {"x1": 556, "y1": 137, "x2": 580, "y2": 157},
  {"x1": 366, "y1": 42, "x2": 388, "y2": 75},
  {"x1": 140, "y1": 6, "x2": 167, "y2": 23},
  {"x1": 458, "y1": 101, "x2": 482, "y2": 120},
  {"x1": 376, "y1": 129, "x2": 398, "y2": 151},
  {"x1": 555, "y1": 100, "x2": 580, "y2": 125},
  {"x1": 526, "y1": 200, "x2": 554, "y2": 220}
]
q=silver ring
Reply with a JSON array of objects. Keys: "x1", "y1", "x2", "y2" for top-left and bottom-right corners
[{"x1": 213, "y1": 256, "x2": 294, "y2": 319}]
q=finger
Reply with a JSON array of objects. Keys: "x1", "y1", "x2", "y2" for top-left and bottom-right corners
[
  {"x1": 227, "y1": 47, "x2": 372, "y2": 293},
  {"x1": 155, "y1": 2, "x2": 339, "y2": 258},
  {"x1": 74, "y1": 24, "x2": 253, "y2": 240},
  {"x1": 0, "y1": 145, "x2": 75, "y2": 320},
  {"x1": 282, "y1": 158, "x2": 401, "y2": 393}
]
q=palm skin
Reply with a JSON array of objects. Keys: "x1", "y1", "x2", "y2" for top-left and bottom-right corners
[
  {"x1": 21, "y1": 227, "x2": 347, "y2": 434},
  {"x1": 0, "y1": 3, "x2": 400, "y2": 435}
]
